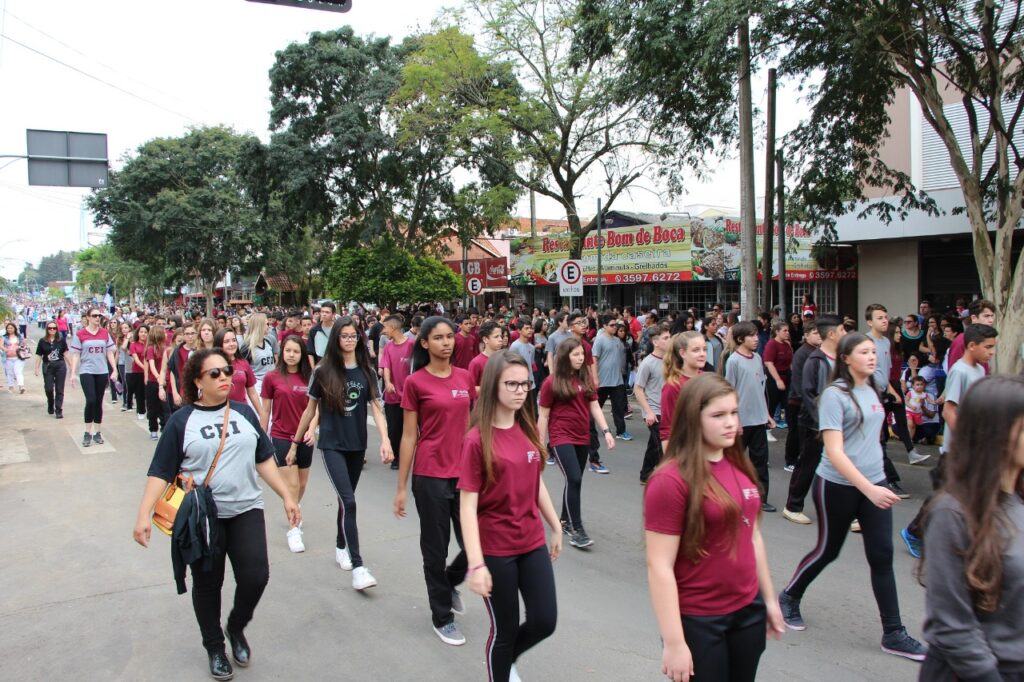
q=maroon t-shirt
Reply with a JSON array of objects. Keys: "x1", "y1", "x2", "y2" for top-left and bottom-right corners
[
  {"x1": 401, "y1": 367, "x2": 476, "y2": 478},
  {"x1": 452, "y1": 332, "x2": 479, "y2": 370},
  {"x1": 458, "y1": 424, "x2": 546, "y2": 556},
  {"x1": 378, "y1": 338, "x2": 414, "y2": 405},
  {"x1": 764, "y1": 339, "x2": 793, "y2": 376},
  {"x1": 228, "y1": 357, "x2": 257, "y2": 403},
  {"x1": 128, "y1": 341, "x2": 147, "y2": 375},
  {"x1": 644, "y1": 458, "x2": 760, "y2": 616},
  {"x1": 144, "y1": 345, "x2": 167, "y2": 384},
  {"x1": 660, "y1": 374, "x2": 697, "y2": 442},
  {"x1": 538, "y1": 376, "x2": 595, "y2": 446},
  {"x1": 261, "y1": 370, "x2": 309, "y2": 439},
  {"x1": 468, "y1": 352, "x2": 491, "y2": 388}
]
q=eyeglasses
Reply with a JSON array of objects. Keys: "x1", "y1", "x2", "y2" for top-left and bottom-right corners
[
  {"x1": 201, "y1": 365, "x2": 235, "y2": 379},
  {"x1": 46, "y1": 326, "x2": 57, "y2": 330},
  {"x1": 339, "y1": 334, "x2": 359, "y2": 341},
  {"x1": 89, "y1": 313, "x2": 101, "y2": 318},
  {"x1": 502, "y1": 381, "x2": 531, "y2": 393},
  {"x1": 572, "y1": 320, "x2": 587, "y2": 326}
]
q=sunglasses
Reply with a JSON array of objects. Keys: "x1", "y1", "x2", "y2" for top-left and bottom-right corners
[
  {"x1": 89, "y1": 314, "x2": 102, "y2": 318},
  {"x1": 46, "y1": 326, "x2": 57, "y2": 330},
  {"x1": 201, "y1": 365, "x2": 235, "y2": 379}
]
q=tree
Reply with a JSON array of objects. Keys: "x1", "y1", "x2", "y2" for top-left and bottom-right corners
[
  {"x1": 37, "y1": 251, "x2": 75, "y2": 284},
  {"x1": 574, "y1": 0, "x2": 778, "y2": 315},
  {"x1": 74, "y1": 243, "x2": 163, "y2": 307},
  {"x1": 772, "y1": 0, "x2": 1024, "y2": 373},
  {"x1": 88, "y1": 126, "x2": 277, "y2": 317},
  {"x1": 406, "y1": 0, "x2": 682, "y2": 263},
  {"x1": 253, "y1": 27, "x2": 517, "y2": 253},
  {"x1": 322, "y1": 235, "x2": 462, "y2": 310}
]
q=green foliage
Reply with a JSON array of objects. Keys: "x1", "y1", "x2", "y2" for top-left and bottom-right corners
[
  {"x1": 74, "y1": 243, "x2": 163, "y2": 302},
  {"x1": 37, "y1": 251, "x2": 76, "y2": 283},
  {"x1": 408, "y1": 0, "x2": 682, "y2": 258},
  {"x1": 323, "y1": 236, "x2": 461, "y2": 309},
  {"x1": 88, "y1": 126, "x2": 278, "y2": 314},
  {"x1": 251, "y1": 27, "x2": 517, "y2": 253}
]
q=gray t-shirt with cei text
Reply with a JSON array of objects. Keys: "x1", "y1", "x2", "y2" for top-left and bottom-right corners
[{"x1": 816, "y1": 382, "x2": 886, "y2": 486}]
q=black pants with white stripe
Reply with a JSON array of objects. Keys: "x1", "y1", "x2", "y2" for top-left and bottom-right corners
[
  {"x1": 783, "y1": 476, "x2": 904, "y2": 633},
  {"x1": 483, "y1": 546, "x2": 557, "y2": 682},
  {"x1": 321, "y1": 448, "x2": 365, "y2": 568},
  {"x1": 551, "y1": 443, "x2": 589, "y2": 532}
]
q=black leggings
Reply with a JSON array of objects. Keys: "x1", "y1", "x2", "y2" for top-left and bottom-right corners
[
  {"x1": 80, "y1": 373, "x2": 107, "y2": 424},
  {"x1": 412, "y1": 475, "x2": 467, "y2": 628},
  {"x1": 321, "y1": 449, "x2": 365, "y2": 567},
  {"x1": 190, "y1": 508, "x2": 269, "y2": 654},
  {"x1": 783, "y1": 476, "x2": 903, "y2": 633},
  {"x1": 384, "y1": 402, "x2": 403, "y2": 467},
  {"x1": 145, "y1": 383, "x2": 170, "y2": 433},
  {"x1": 551, "y1": 443, "x2": 589, "y2": 531},
  {"x1": 483, "y1": 546, "x2": 557, "y2": 682},
  {"x1": 126, "y1": 372, "x2": 146, "y2": 414},
  {"x1": 681, "y1": 596, "x2": 767, "y2": 682},
  {"x1": 783, "y1": 405, "x2": 801, "y2": 467}
]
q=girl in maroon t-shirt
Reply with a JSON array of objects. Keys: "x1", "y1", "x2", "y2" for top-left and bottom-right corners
[
  {"x1": 144, "y1": 325, "x2": 172, "y2": 439},
  {"x1": 459, "y1": 351, "x2": 562, "y2": 682},
  {"x1": 659, "y1": 331, "x2": 706, "y2": 449},
  {"x1": 645, "y1": 374, "x2": 784, "y2": 682},
  {"x1": 259, "y1": 336, "x2": 316, "y2": 553},
  {"x1": 127, "y1": 324, "x2": 149, "y2": 418},
  {"x1": 537, "y1": 338, "x2": 615, "y2": 550},
  {"x1": 393, "y1": 317, "x2": 476, "y2": 645},
  {"x1": 214, "y1": 328, "x2": 260, "y2": 412}
]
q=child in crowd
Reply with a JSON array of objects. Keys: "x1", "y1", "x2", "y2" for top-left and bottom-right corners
[{"x1": 903, "y1": 376, "x2": 927, "y2": 441}]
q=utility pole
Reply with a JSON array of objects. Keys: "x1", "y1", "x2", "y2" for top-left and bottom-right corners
[
  {"x1": 596, "y1": 198, "x2": 604, "y2": 310},
  {"x1": 776, "y1": 149, "x2": 787, "y2": 320},
  {"x1": 761, "y1": 68, "x2": 777, "y2": 314},
  {"x1": 738, "y1": 17, "x2": 757, "y2": 320},
  {"x1": 530, "y1": 189, "x2": 537, "y2": 238}
]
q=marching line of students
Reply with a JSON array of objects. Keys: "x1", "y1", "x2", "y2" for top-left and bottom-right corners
[{"x1": 119, "y1": 305, "x2": 1020, "y2": 681}]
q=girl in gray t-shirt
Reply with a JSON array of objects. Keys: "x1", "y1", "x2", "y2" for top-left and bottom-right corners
[{"x1": 778, "y1": 333, "x2": 927, "y2": 661}]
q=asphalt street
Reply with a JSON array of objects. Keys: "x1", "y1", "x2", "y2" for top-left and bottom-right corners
[{"x1": 0, "y1": 343, "x2": 938, "y2": 681}]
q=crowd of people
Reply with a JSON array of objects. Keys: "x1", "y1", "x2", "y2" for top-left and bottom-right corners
[{"x1": 2, "y1": 291, "x2": 1021, "y2": 682}]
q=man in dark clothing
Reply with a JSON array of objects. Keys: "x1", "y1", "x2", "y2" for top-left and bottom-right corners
[
  {"x1": 784, "y1": 322, "x2": 821, "y2": 470},
  {"x1": 783, "y1": 315, "x2": 846, "y2": 524}
]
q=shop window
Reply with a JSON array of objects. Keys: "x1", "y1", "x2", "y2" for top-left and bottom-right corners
[{"x1": 791, "y1": 281, "x2": 838, "y2": 315}]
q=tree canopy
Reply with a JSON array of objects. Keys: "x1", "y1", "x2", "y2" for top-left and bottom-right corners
[
  {"x1": 88, "y1": 126, "x2": 277, "y2": 316},
  {"x1": 322, "y1": 235, "x2": 462, "y2": 310}
]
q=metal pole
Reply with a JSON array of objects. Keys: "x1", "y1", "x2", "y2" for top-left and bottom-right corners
[
  {"x1": 596, "y1": 198, "x2": 603, "y2": 310},
  {"x1": 776, "y1": 149, "x2": 787, "y2": 320},
  {"x1": 530, "y1": 190, "x2": 537, "y2": 238},
  {"x1": 462, "y1": 241, "x2": 469, "y2": 311},
  {"x1": 737, "y1": 17, "x2": 758, "y2": 320},
  {"x1": 762, "y1": 68, "x2": 777, "y2": 313}
]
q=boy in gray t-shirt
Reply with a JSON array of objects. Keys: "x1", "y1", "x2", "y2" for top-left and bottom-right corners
[
  {"x1": 634, "y1": 324, "x2": 670, "y2": 482},
  {"x1": 724, "y1": 322, "x2": 775, "y2": 510},
  {"x1": 592, "y1": 316, "x2": 630, "y2": 439}
]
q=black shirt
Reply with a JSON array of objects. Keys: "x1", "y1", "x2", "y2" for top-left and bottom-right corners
[
  {"x1": 307, "y1": 365, "x2": 376, "y2": 452},
  {"x1": 35, "y1": 337, "x2": 68, "y2": 365}
]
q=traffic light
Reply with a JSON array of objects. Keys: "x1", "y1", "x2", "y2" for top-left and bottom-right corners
[{"x1": 245, "y1": 0, "x2": 352, "y2": 13}]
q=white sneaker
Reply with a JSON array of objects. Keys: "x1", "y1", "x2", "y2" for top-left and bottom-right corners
[
  {"x1": 510, "y1": 663, "x2": 523, "y2": 682},
  {"x1": 286, "y1": 527, "x2": 305, "y2": 553},
  {"x1": 352, "y1": 566, "x2": 377, "y2": 590},
  {"x1": 137, "y1": 413, "x2": 146, "y2": 421},
  {"x1": 850, "y1": 520, "x2": 862, "y2": 533},
  {"x1": 783, "y1": 508, "x2": 813, "y2": 525},
  {"x1": 766, "y1": 431, "x2": 778, "y2": 443},
  {"x1": 336, "y1": 546, "x2": 353, "y2": 570},
  {"x1": 908, "y1": 450, "x2": 931, "y2": 465}
]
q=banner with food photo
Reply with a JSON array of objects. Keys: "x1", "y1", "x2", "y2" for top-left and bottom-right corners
[{"x1": 509, "y1": 221, "x2": 693, "y2": 286}]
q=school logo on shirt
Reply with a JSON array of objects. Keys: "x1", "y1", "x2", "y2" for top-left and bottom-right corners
[
  {"x1": 871, "y1": 404, "x2": 885, "y2": 413},
  {"x1": 451, "y1": 389, "x2": 470, "y2": 400},
  {"x1": 345, "y1": 380, "x2": 363, "y2": 413},
  {"x1": 526, "y1": 450, "x2": 539, "y2": 463},
  {"x1": 741, "y1": 487, "x2": 760, "y2": 501}
]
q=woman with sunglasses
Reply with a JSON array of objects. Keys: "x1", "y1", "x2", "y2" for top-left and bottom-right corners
[
  {"x1": 34, "y1": 320, "x2": 68, "y2": 417},
  {"x1": 67, "y1": 308, "x2": 118, "y2": 448},
  {"x1": 289, "y1": 318, "x2": 392, "y2": 587},
  {"x1": 133, "y1": 348, "x2": 300, "y2": 681}
]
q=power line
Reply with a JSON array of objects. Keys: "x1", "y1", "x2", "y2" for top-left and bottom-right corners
[
  {"x1": 0, "y1": 32, "x2": 199, "y2": 123},
  {"x1": 3, "y1": 10, "x2": 189, "y2": 109},
  {"x1": 0, "y1": 182, "x2": 84, "y2": 209}
]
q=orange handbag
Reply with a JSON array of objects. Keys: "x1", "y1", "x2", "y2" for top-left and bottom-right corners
[{"x1": 152, "y1": 403, "x2": 231, "y2": 536}]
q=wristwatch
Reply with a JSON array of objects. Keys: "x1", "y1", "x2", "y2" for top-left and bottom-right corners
[{"x1": 602, "y1": 428, "x2": 611, "y2": 435}]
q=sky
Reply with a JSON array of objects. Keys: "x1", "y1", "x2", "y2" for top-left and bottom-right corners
[{"x1": 0, "y1": 0, "x2": 809, "y2": 280}]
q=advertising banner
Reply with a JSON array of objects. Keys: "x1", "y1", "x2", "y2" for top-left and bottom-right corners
[
  {"x1": 446, "y1": 257, "x2": 508, "y2": 287},
  {"x1": 510, "y1": 217, "x2": 856, "y2": 285},
  {"x1": 509, "y1": 222, "x2": 693, "y2": 287}
]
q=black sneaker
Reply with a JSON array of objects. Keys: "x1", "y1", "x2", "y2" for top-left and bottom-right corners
[
  {"x1": 207, "y1": 651, "x2": 234, "y2": 680},
  {"x1": 761, "y1": 502, "x2": 778, "y2": 513},
  {"x1": 81, "y1": 433, "x2": 92, "y2": 448},
  {"x1": 92, "y1": 432, "x2": 104, "y2": 445},
  {"x1": 225, "y1": 628, "x2": 250, "y2": 668},
  {"x1": 881, "y1": 626, "x2": 927, "y2": 661},
  {"x1": 55, "y1": 411, "x2": 63, "y2": 419},
  {"x1": 888, "y1": 482, "x2": 910, "y2": 499},
  {"x1": 778, "y1": 591, "x2": 806, "y2": 631},
  {"x1": 561, "y1": 519, "x2": 571, "y2": 536},
  {"x1": 569, "y1": 528, "x2": 594, "y2": 549}
]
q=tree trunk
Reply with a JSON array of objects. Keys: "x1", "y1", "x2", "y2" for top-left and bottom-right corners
[
  {"x1": 204, "y1": 280, "x2": 215, "y2": 318},
  {"x1": 566, "y1": 210, "x2": 584, "y2": 260},
  {"x1": 737, "y1": 17, "x2": 758, "y2": 320}
]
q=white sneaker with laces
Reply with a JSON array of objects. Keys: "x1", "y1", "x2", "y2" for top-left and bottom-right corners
[
  {"x1": 766, "y1": 431, "x2": 778, "y2": 443},
  {"x1": 352, "y1": 566, "x2": 377, "y2": 590},
  {"x1": 286, "y1": 527, "x2": 305, "y2": 553},
  {"x1": 336, "y1": 546, "x2": 353, "y2": 570}
]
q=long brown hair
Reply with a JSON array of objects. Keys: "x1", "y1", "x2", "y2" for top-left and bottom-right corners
[
  {"x1": 551, "y1": 337, "x2": 594, "y2": 400},
  {"x1": 469, "y1": 351, "x2": 546, "y2": 488},
  {"x1": 656, "y1": 373, "x2": 761, "y2": 564},
  {"x1": 923, "y1": 375, "x2": 1024, "y2": 612},
  {"x1": 663, "y1": 331, "x2": 703, "y2": 383}
]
